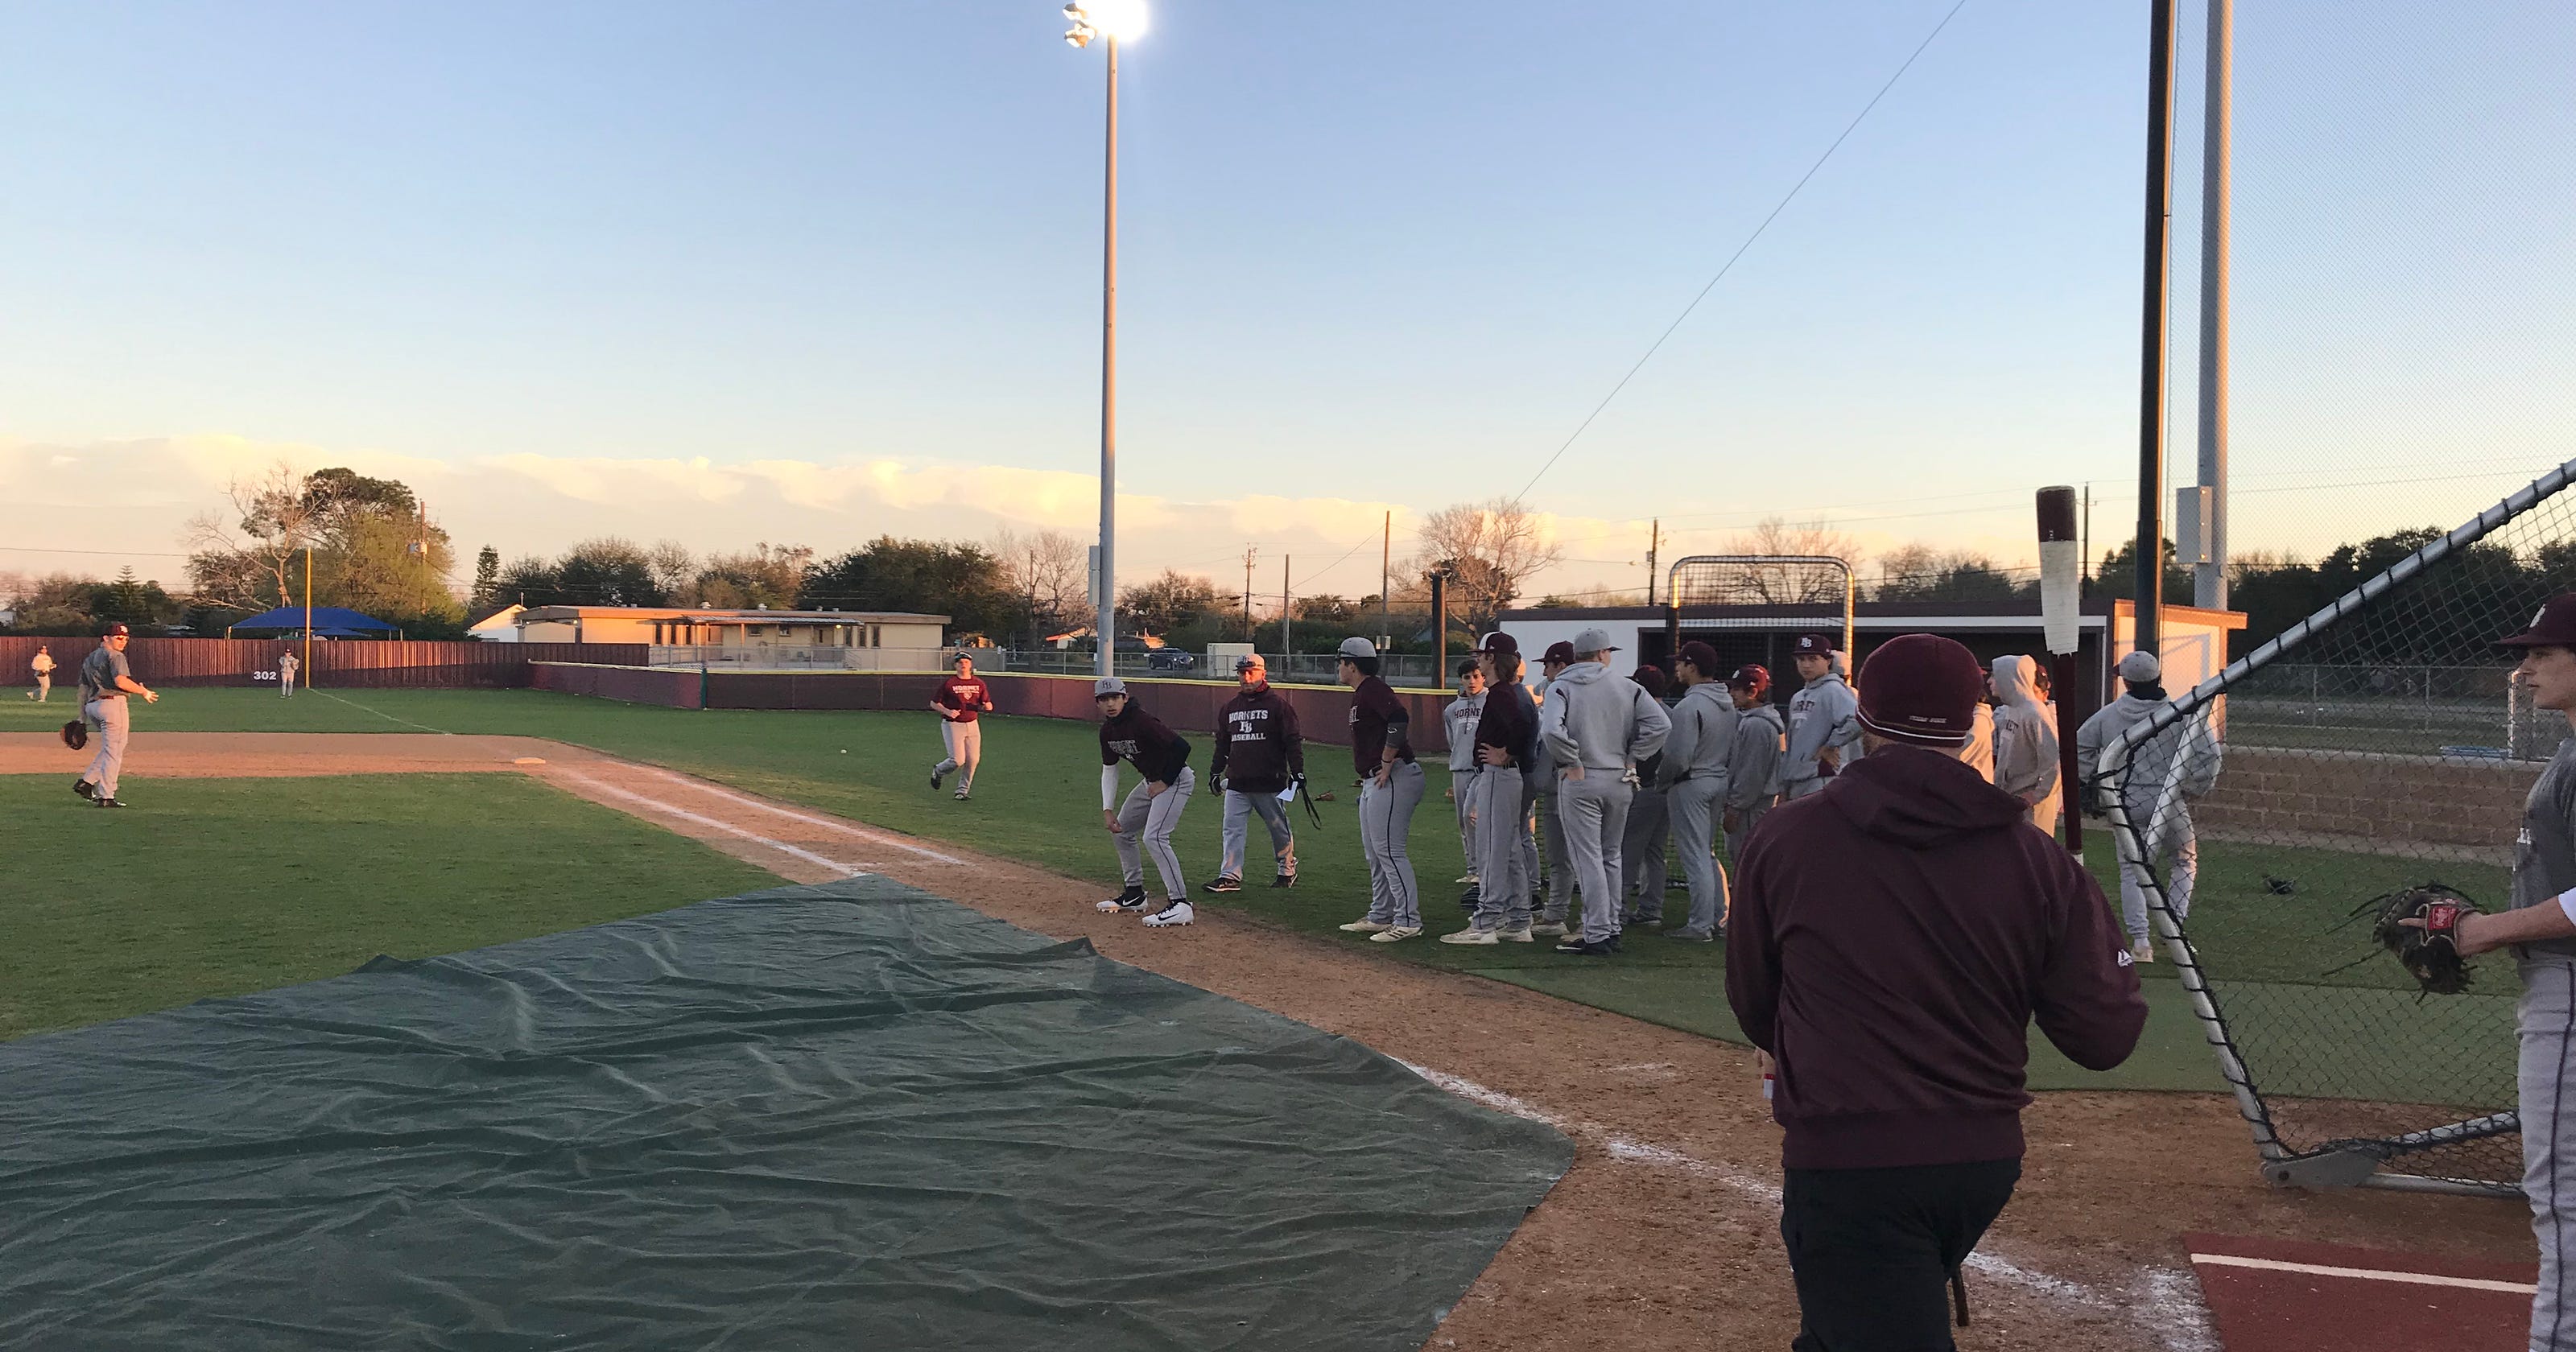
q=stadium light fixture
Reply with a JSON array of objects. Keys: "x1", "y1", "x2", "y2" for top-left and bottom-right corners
[{"x1": 1061, "y1": 0, "x2": 1146, "y2": 678}]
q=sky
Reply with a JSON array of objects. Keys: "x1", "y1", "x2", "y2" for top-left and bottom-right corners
[{"x1": 2, "y1": 0, "x2": 2568, "y2": 607}]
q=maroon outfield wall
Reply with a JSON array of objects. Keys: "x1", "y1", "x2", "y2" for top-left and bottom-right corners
[
  {"x1": 0, "y1": 637, "x2": 648, "y2": 689},
  {"x1": 530, "y1": 664, "x2": 1461, "y2": 754}
]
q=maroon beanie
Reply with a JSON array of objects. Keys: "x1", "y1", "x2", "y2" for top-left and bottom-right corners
[
  {"x1": 1856, "y1": 633, "x2": 1984, "y2": 747},
  {"x1": 1631, "y1": 665, "x2": 1668, "y2": 700},
  {"x1": 1677, "y1": 641, "x2": 1722, "y2": 678}
]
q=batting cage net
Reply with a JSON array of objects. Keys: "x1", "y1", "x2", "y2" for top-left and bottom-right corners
[
  {"x1": 2099, "y1": 457, "x2": 2576, "y2": 1195},
  {"x1": 1662, "y1": 555, "x2": 1856, "y2": 682}
]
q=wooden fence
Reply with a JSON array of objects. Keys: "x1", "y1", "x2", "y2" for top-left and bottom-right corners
[{"x1": 0, "y1": 637, "x2": 647, "y2": 689}]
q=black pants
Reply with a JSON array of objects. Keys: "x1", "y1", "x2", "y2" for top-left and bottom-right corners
[{"x1": 1781, "y1": 1158, "x2": 2021, "y2": 1352}]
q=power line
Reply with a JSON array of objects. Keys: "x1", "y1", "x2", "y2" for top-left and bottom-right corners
[{"x1": 1515, "y1": 0, "x2": 1974, "y2": 500}]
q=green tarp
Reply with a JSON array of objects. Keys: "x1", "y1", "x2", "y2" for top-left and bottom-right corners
[{"x1": 0, "y1": 877, "x2": 1570, "y2": 1350}]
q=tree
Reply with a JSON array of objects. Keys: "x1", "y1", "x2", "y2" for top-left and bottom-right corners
[
  {"x1": 686, "y1": 543, "x2": 812, "y2": 609},
  {"x1": 2091, "y1": 537, "x2": 2195, "y2": 607},
  {"x1": 471, "y1": 546, "x2": 502, "y2": 610},
  {"x1": 183, "y1": 462, "x2": 323, "y2": 612},
  {"x1": 1410, "y1": 498, "x2": 1563, "y2": 630},
  {"x1": 992, "y1": 528, "x2": 1088, "y2": 646},
  {"x1": 183, "y1": 464, "x2": 462, "y2": 630},
  {"x1": 1708, "y1": 517, "x2": 1868, "y2": 604},
  {"x1": 553, "y1": 538, "x2": 670, "y2": 608},
  {"x1": 1873, "y1": 546, "x2": 2031, "y2": 606},
  {"x1": 800, "y1": 537, "x2": 1013, "y2": 633},
  {"x1": 645, "y1": 541, "x2": 697, "y2": 601},
  {"x1": 1117, "y1": 570, "x2": 1224, "y2": 637}
]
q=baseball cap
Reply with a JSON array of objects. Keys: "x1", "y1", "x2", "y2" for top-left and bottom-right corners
[
  {"x1": 1677, "y1": 641, "x2": 1722, "y2": 677},
  {"x1": 101, "y1": 623, "x2": 130, "y2": 637},
  {"x1": 1571, "y1": 626, "x2": 1620, "y2": 655},
  {"x1": 2502, "y1": 595, "x2": 2576, "y2": 648},
  {"x1": 1234, "y1": 653, "x2": 1265, "y2": 671},
  {"x1": 1541, "y1": 641, "x2": 1576, "y2": 666},
  {"x1": 1630, "y1": 664, "x2": 1668, "y2": 699},
  {"x1": 1856, "y1": 633, "x2": 1984, "y2": 747},
  {"x1": 1478, "y1": 632, "x2": 1520, "y2": 656},
  {"x1": 1337, "y1": 637, "x2": 1378, "y2": 661},
  {"x1": 1727, "y1": 663, "x2": 1771, "y2": 695},
  {"x1": 2116, "y1": 650, "x2": 2163, "y2": 683},
  {"x1": 1092, "y1": 676, "x2": 1128, "y2": 698},
  {"x1": 1793, "y1": 633, "x2": 1834, "y2": 657}
]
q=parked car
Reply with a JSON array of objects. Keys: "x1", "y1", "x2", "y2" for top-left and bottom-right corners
[{"x1": 1146, "y1": 649, "x2": 1196, "y2": 672}]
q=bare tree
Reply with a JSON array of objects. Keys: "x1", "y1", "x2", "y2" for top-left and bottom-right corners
[
  {"x1": 1410, "y1": 498, "x2": 1563, "y2": 629},
  {"x1": 183, "y1": 462, "x2": 319, "y2": 612},
  {"x1": 645, "y1": 540, "x2": 698, "y2": 601},
  {"x1": 993, "y1": 527, "x2": 1087, "y2": 644},
  {"x1": 1692, "y1": 517, "x2": 1868, "y2": 604}
]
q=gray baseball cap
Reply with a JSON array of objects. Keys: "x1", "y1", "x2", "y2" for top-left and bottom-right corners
[
  {"x1": 1572, "y1": 626, "x2": 1620, "y2": 655},
  {"x1": 1092, "y1": 676, "x2": 1129, "y2": 697},
  {"x1": 1337, "y1": 637, "x2": 1377, "y2": 661},
  {"x1": 2116, "y1": 650, "x2": 2162, "y2": 683},
  {"x1": 1234, "y1": 653, "x2": 1265, "y2": 671}
]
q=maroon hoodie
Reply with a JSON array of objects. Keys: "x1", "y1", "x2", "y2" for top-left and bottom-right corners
[{"x1": 1726, "y1": 745, "x2": 2145, "y2": 1170}]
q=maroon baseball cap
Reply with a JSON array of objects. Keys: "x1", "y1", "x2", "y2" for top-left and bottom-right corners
[
  {"x1": 1727, "y1": 663, "x2": 1771, "y2": 695},
  {"x1": 2502, "y1": 595, "x2": 2576, "y2": 648},
  {"x1": 1630, "y1": 665, "x2": 1668, "y2": 699},
  {"x1": 1792, "y1": 633, "x2": 1835, "y2": 657},
  {"x1": 1541, "y1": 641, "x2": 1576, "y2": 666},
  {"x1": 1478, "y1": 631, "x2": 1520, "y2": 656},
  {"x1": 1856, "y1": 633, "x2": 1984, "y2": 747},
  {"x1": 101, "y1": 623, "x2": 130, "y2": 637},
  {"x1": 1676, "y1": 641, "x2": 1722, "y2": 677}
]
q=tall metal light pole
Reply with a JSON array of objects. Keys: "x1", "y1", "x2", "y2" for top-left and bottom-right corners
[
  {"x1": 2132, "y1": 0, "x2": 2180, "y2": 659},
  {"x1": 2193, "y1": 0, "x2": 2232, "y2": 611},
  {"x1": 1063, "y1": 2, "x2": 1146, "y2": 678}
]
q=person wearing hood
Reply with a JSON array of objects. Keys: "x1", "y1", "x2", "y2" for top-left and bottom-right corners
[
  {"x1": 1728, "y1": 633, "x2": 2146, "y2": 1351},
  {"x1": 1655, "y1": 642, "x2": 1739, "y2": 942},
  {"x1": 2076, "y1": 650, "x2": 2223, "y2": 963},
  {"x1": 1723, "y1": 664, "x2": 1785, "y2": 867},
  {"x1": 1620, "y1": 664, "x2": 1676, "y2": 925},
  {"x1": 1206, "y1": 653, "x2": 1303, "y2": 893},
  {"x1": 1990, "y1": 654, "x2": 2063, "y2": 841},
  {"x1": 1961, "y1": 694, "x2": 1996, "y2": 785},
  {"x1": 1530, "y1": 641, "x2": 1581, "y2": 938},
  {"x1": 1780, "y1": 633, "x2": 1860, "y2": 800},
  {"x1": 1538, "y1": 628, "x2": 1671, "y2": 955}
]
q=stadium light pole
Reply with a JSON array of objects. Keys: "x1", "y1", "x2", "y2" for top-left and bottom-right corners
[
  {"x1": 2193, "y1": 0, "x2": 2233, "y2": 611},
  {"x1": 2132, "y1": 0, "x2": 2180, "y2": 661},
  {"x1": 1063, "y1": 1, "x2": 1146, "y2": 679}
]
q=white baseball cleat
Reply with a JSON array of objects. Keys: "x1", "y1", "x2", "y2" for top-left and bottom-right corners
[
  {"x1": 1368, "y1": 925, "x2": 1422, "y2": 943},
  {"x1": 2130, "y1": 939, "x2": 2156, "y2": 964},
  {"x1": 1438, "y1": 927, "x2": 1500, "y2": 946},
  {"x1": 1338, "y1": 918, "x2": 1394, "y2": 934},
  {"x1": 1143, "y1": 901, "x2": 1196, "y2": 928}
]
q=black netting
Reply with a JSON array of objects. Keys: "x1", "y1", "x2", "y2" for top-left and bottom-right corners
[{"x1": 2103, "y1": 462, "x2": 2576, "y2": 1193}]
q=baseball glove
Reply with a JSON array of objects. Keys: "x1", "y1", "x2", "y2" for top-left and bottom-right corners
[
  {"x1": 60, "y1": 719, "x2": 87, "y2": 751},
  {"x1": 2357, "y1": 883, "x2": 2483, "y2": 996}
]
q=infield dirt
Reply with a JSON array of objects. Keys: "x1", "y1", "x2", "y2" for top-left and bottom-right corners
[{"x1": 2, "y1": 730, "x2": 2537, "y2": 1350}]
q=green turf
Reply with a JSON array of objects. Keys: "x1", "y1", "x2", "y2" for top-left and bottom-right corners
[
  {"x1": 0, "y1": 772, "x2": 776, "y2": 1040},
  {"x1": 15, "y1": 685, "x2": 2517, "y2": 1102}
]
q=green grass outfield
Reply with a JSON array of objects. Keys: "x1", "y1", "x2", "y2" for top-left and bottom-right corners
[
  {"x1": 1, "y1": 686, "x2": 2520, "y2": 1100},
  {"x1": 0, "y1": 772, "x2": 776, "y2": 1041}
]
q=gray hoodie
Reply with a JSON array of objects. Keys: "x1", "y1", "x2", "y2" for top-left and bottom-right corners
[
  {"x1": 1539, "y1": 659, "x2": 1671, "y2": 773},
  {"x1": 1657, "y1": 681, "x2": 1740, "y2": 788},
  {"x1": 1443, "y1": 688, "x2": 1487, "y2": 772},
  {"x1": 1728, "y1": 701, "x2": 1786, "y2": 808},
  {"x1": 1781, "y1": 669, "x2": 1860, "y2": 790},
  {"x1": 1989, "y1": 655, "x2": 2061, "y2": 811},
  {"x1": 2075, "y1": 689, "x2": 2222, "y2": 838}
]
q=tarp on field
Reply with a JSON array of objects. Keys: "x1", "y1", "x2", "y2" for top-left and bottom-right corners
[{"x1": 0, "y1": 877, "x2": 1570, "y2": 1350}]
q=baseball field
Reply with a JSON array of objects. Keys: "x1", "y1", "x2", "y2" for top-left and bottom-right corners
[{"x1": 0, "y1": 685, "x2": 2540, "y2": 1349}]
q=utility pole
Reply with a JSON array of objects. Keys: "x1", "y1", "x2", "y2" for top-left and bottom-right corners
[
  {"x1": 1430, "y1": 571, "x2": 1450, "y2": 691},
  {"x1": 1242, "y1": 546, "x2": 1258, "y2": 641},
  {"x1": 302, "y1": 545, "x2": 313, "y2": 691},
  {"x1": 2193, "y1": 0, "x2": 2233, "y2": 611},
  {"x1": 1645, "y1": 517, "x2": 1660, "y2": 606},
  {"x1": 2132, "y1": 0, "x2": 2180, "y2": 659},
  {"x1": 1281, "y1": 555, "x2": 1292, "y2": 665},
  {"x1": 1380, "y1": 510, "x2": 1392, "y2": 647}
]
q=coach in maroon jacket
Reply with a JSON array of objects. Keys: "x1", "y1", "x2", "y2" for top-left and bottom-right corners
[{"x1": 1726, "y1": 633, "x2": 2145, "y2": 1351}]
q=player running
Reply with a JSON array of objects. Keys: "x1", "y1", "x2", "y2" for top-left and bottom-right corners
[
  {"x1": 1092, "y1": 678, "x2": 1197, "y2": 927},
  {"x1": 1335, "y1": 638, "x2": 1425, "y2": 943},
  {"x1": 28, "y1": 645, "x2": 54, "y2": 702},
  {"x1": 929, "y1": 652, "x2": 993, "y2": 801},
  {"x1": 1206, "y1": 653, "x2": 1302, "y2": 893}
]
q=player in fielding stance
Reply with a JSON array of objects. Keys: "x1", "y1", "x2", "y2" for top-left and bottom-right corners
[
  {"x1": 1092, "y1": 677, "x2": 1198, "y2": 927},
  {"x1": 929, "y1": 651, "x2": 993, "y2": 801},
  {"x1": 1729, "y1": 634, "x2": 2143, "y2": 1350}
]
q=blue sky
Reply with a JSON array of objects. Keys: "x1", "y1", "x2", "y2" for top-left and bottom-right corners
[{"x1": 2, "y1": 1, "x2": 2566, "y2": 602}]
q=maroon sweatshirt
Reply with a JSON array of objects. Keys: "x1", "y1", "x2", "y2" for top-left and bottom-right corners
[{"x1": 1725, "y1": 745, "x2": 2145, "y2": 1170}]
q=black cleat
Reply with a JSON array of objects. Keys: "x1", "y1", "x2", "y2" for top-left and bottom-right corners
[
  {"x1": 1272, "y1": 872, "x2": 1297, "y2": 889},
  {"x1": 1202, "y1": 876, "x2": 1243, "y2": 894},
  {"x1": 1096, "y1": 886, "x2": 1148, "y2": 913},
  {"x1": 1554, "y1": 934, "x2": 1621, "y2": 956},
  {"x1": 93, "y1": 796, "x2": 127, "y2": 809},
  {"x1": 72, "y1": 779, "x2": 95, "y2": 801}
]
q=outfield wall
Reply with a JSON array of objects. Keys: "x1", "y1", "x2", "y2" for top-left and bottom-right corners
[
  {"x1": 530, "y1": 663, "x2": 1463, "y2": 753},
  {"x1": 0, "y1": 637, "x2": 648, "y2": 688},
  {"x1": 2194, "y1": 744, "x2": 2536, "y2": 859}
]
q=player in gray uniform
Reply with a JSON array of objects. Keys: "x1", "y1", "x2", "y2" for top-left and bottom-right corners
[
  {"x1": 1779, "y1": 633, "x2": 1860, "y2": 801},
  {"x1": 1656, "y1": 642, "x2": 1738, "y2": 942},
  {"x1": 72, "y1": 624, "x2": 159, "y2": 809},
  {"x1": 1443, "y1": 658, "x2": 1488, "y2": 901},
  {"x1": 1530, "y1": 641, "x2": 1579, "y2": 937},
  {"x1": 29, "y1": 645, "x2": 55, "y2": 702},
  {"x1": 1443, "y1": 633, "x2": 1540, "y2": 945},
  {"x1": 1990, "y1": 654, "x2": 2063, "y2": 840},
  {"x1": 1538, "y1": 627, "x2": 1670, "y2": 955},
  {"x1": 1724, "y1": 664, "x2": 1785, "y2": 866},
  {"x1": 1622, "y1": 665, "x2": 1675, "y2": 925},
  {"x1": 2075, "y1": 650, "x2": 2222, "y2": 963},
  {"x1": 2409, "y1": 596, "x2": 2576, "y2": 1350}
]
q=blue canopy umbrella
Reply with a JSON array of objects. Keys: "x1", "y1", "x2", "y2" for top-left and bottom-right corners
[{"x1": 228, "y1": 606, "x2": 399, "y2": 638}]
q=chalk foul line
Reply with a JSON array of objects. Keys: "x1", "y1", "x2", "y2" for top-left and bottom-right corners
[
  {"x1": 555, "y1": 772, "x2": 873, "y2": 878},
  {"x1": 2188, "y1": 1252, "x2": 2537, "y2": 1295},
  {"x1": 630, "y1": 766, "x2": 964, "y2": 865},
  {"x1": 1399, "y1": 1061, "x2": 2217, "y2": 1352}
]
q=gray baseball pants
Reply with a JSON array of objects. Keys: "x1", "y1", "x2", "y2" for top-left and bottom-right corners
[
  {"x1": 1726, "y1": 799, "x2": 1772, "y2": 870},
  {"x1": 1453, "y1": 766, "x2": 1480, "y2": 880},
  {"x1": 1537, "y1": 788, "x2": 1575, "y2": 924},
  {"x1": 1623, "y1": 784, "x2": 1670, "y2": 920},
  {"x1": 1359, "y1": 760, "x2": 1425, "y2": 928},
  {"x1": 80, "y1": 697, "x2": 130, "y2": 800},
  {"x1": 1113, "y1": 767, "x2": 1195, "y2": 901},
  {"x1": 1667, "y1": 776, "x2": 1730, "y2": 938},
  {"x1": 2522, "y1": 957, "x2": 2576, "y2": 1351},
  {"x1": 1219, "y1": 787, "x2": 1297, "y2": 880},
  {"x1": 1468, "y1": 765, "x2": 1533, "y2": 933},
  {"x1": 1557, "y1": 771, "x2": 1633, "y2": 944},
  {"x1": 2116, "y1": 814, "x2": 2198, "y2": 945},
  {"x1": 935, "y1": 720, "x2": 982, "y2": 792}
]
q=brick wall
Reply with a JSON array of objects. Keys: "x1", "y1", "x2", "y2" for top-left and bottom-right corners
[{"x1": 2194, "y1": 744, "x2": 2537, "y2": 854}]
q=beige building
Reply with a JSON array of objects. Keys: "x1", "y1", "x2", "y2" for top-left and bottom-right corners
[{"x1": 514, "y1": 607, "x2": 950, "y2": 668}]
